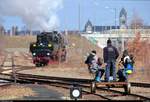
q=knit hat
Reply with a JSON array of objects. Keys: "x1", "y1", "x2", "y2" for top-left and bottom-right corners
[
  {"x1": 91, "y1": 50, "x2": 96, "y2": 55},
  {"x1": 107, "y1": 39, "x2": 112, "y2": 44}
]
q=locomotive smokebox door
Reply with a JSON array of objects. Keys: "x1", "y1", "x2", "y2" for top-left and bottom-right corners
[{"x1": 29, "y1": 31, "x2": 67, "y2": 66}]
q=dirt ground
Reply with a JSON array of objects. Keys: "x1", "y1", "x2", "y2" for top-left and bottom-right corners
[
  {"x1": 0, "y1": 35, "x2": 150, "y2": 100},
  {"x1": 0, "y1": 34, "x2": 150, "y2": 82}
]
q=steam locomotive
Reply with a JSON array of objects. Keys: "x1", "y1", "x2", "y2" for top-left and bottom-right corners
[{"x1": 29, "y1": 31, "x2": 67, "y2": 67}]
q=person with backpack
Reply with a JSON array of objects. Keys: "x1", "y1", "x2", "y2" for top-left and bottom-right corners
[
  {"x1": 103, "y1": 39, "x2": 119, "y2": 82},
  {"x1": 85, "y1": 50, "x2": 98, "y2": 73},
  {"x1": 85, "y1": 50, "x2": 104, "y2": 82},
  {"x1": 117, "y1": 50, "x2": 134, "y2": 82}
]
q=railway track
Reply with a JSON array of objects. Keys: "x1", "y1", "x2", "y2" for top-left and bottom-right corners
[
  {"x1": 48, "y1": 81, "x2": 112, "y2": 100},
  {"x1": 97, "y1": 87, "x2": 150, "y2": 100},
  {"x1": 15, "y1": 73, "x2": 92, "y2": 83},
  {"x1": 21, "y1": 52, "x2": 32, "y2": 60},
  {"x1": 131, "y1": 82, "x2": 150, "y2": 88},
  {"x1": 0, "y1": 83, "x2": 12, "y2": 87},
  {"x1": 0, "y1": 53, "x2": 150, "y2": 100},
  {"x1": 0, "y1": 70, "x2": 150, "y2": 100},
  {"x1": 30, "y1": 78, "x2": 150, "y2": 100},
  {"x1": 17, "y1": 74, "x2": 150, "y2": 100},
  {"x1": 11, "y1": 73, "x2": 150, "y2": 100},
  {"x1": 0, "y1": 53, "x2": 17, "y2": 84}
]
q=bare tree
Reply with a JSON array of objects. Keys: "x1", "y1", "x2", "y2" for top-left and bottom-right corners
[
  {"x1": 127, "y1": 32, "x2": 150, "y2": 69},
  {"x1": 130, "y1": 11, "x2": 144, "y2": 29}
]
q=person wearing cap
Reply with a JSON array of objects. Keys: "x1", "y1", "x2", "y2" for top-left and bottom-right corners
[{"x1": 103, "y1": 39, "x2": 119, "y2": 82}]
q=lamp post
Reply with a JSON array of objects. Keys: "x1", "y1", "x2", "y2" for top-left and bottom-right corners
[
  {"x1": 78, "y1": 3, "x2": 81, "y2": 34},
  {"x1": 105, "y1": 6, "x2": 117, "y2": 30}
]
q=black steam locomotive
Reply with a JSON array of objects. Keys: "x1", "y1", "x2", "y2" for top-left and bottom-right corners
[{"x1": 29, "y1": 31, "x2": 67, "y2": 67}]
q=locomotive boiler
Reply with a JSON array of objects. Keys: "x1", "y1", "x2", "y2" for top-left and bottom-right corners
[{"x1": 30, "y1": 31, "x2": 67, "y2": 67}]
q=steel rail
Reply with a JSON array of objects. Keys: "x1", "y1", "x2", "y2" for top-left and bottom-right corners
[
  {"x1": 15, "y1": 73, "x2": 92, "y2": 83},
  {"x1": 0, "y1": 56, "x2": 149, "y2": 101},
  {"x1": 2, "y1": 72, "x2": 149, "y2": 100},
  {"x1": 131, "y1": 82, "x2": 150, "y2": 88},
  {"x1": 1, "y1": 71, "x2": 150, "y2": 100},
  {"x1": 0, "y1": 83, "x2": 12, "y2": 87},
  {"x1": 45, "y1": 81, "x2": 112, "y2": 100},
  {"x1": 97, "y1": 87, "x2": 150, "y2": 100},
  {"x1": 0, "y1": 55, "x2": 7, "y2": 68}
]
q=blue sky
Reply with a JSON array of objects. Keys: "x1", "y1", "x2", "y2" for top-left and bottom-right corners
[{"x1": 2, "y1": 0, "x2": 150, "y2": 31}]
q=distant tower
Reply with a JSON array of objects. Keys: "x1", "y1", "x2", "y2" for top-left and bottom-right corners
[
  {"x1": 0, "y1": 25, "x2": 5, "y2": 35},
  {"x1": 11, "y1": 26, "x2": 18, "y2": 36},
  {"x1": 119, "y1": 8, "x2": 127, "y2": 29},
  {"x1": 85, "y1": 20, "x2": 93, "y2": 34}
]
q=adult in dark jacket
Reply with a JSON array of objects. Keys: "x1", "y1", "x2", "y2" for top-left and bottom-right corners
[{"x1": 103, "y1": 39, "x2": 119, "y2": 82}]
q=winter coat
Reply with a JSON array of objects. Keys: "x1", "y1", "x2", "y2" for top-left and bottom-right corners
[{"x1": 103, "y1": 45, "x2": 119, "y2": 63}]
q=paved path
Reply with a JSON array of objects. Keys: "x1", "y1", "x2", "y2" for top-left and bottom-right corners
[{"x1": 18, "y1": 84, "x2": 64, "y2": 100}]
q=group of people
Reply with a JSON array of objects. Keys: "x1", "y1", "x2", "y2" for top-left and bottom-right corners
[{"x1": 85, "y1": 39, "x2": 134, "y2": 82}]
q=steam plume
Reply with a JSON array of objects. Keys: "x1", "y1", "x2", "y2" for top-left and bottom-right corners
[{"x1": 0, "y1": 0, "x2": 63, "y2": 30}]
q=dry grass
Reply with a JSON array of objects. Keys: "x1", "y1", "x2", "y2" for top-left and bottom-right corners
[
  {"x1": 1, "y1": 34, "x2": 149, "y2": 82},
  {"x1": 41, "y1": 34, "x2": 103, "y2": 68},
  {"x1": 0, "y1": 35, "x2": 36, "y2": 48},
  {"x1": 65, "y1": 34, "x2": 102, "y2": 68},
  {"x1": 0, "y1": 34, "x2": 102, "y2": 79}
]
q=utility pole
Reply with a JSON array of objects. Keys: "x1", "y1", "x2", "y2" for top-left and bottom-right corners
[
  {"x1": 122, "y1": 32, "x2": 125, "y2": 52},
  {"x1": 114, "y1": 8, "x2": 117, "y2": 34},
  {"x1": 115, "y1": 8, "x2": 117, "y2": 30},
  {"x1": 78, "y1": 3, "x2": 84, "y2": 64},
  {"x1": 78, "y1": 3, "x2": 81, "y2": 34}
]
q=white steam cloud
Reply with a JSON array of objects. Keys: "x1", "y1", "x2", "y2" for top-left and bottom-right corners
[{"x1": 0, "y1": 0, "x2": 63, "y2": 30}]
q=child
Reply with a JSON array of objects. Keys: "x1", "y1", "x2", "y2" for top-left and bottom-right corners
[
  {"x1": 94, "y1": 57, "x2": 105, "y2": 82},
  {"x1": 85, "y1": 50, "x2": 98, "y2": 73},
  {"x1": 85, "y1": 51, "x2": 104, "y2": 82},
  {"x1": 117, "y1": 50, "x2": 134, "y2": 82}
]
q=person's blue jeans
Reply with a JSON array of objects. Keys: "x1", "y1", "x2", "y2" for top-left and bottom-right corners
[
  {"x1": 95, "y1": 69, "x2": 105, "y2": 81},
  {"x1": 117, "y1": 69, "x2": 128, "y2": 82},
  {"x1": 105, "y1": 61, "x2": 116, "y2": 82}
]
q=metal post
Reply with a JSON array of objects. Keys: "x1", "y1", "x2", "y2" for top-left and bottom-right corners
[
  {"x1": 78, "y1": 3, "x2": 84, "y2": 64},
  {"x1": 58, "y1": 37, "x2": 61, "y2": 67},
  {"x1": 12, "y1": 55, "x2": 16, "y2": 83},
  {"x1": 114, "y1": 8, "x2": 117, "y2": 34},
  {"x1": 122, "y1": 34, "x2": 124, "y2": 52},
  {"x1": 65, "y1": 30, "x2": 68, "y2": 63},
  {"x1": 78, "y1": 3, "x2": 81, "y2": 33},
  {"x1": 122, "y1": 30, "x2": 125, "y2": 52},
  {"x1": 115, "y1": 8, "x2": 117, "y2": 30}
]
